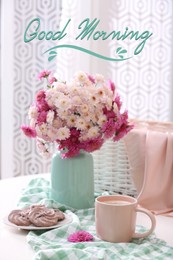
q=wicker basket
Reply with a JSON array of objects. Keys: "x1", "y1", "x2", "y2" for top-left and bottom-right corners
[{"x1": 92, "y1": 139, "x2": 137, "y2": 197}]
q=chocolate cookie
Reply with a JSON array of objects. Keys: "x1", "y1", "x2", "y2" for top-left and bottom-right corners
[
  {"x1": 28, "y1": 207, "x2": 59, "y2": 227},
  {"x1": 8, "y1": 209, "x2": 31, "y2": 226}
]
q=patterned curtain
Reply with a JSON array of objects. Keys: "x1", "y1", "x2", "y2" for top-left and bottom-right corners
[
  {"x1": 1, "y1": 0, "x2": 62, "y2": 178},
  {"x1": 90, "y1": 0, "x2": 173, "y2": 121}
]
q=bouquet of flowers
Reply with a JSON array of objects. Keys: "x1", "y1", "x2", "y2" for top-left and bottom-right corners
[{"x1": 21, "y1": 70, "x2": 133, "y2": 158}]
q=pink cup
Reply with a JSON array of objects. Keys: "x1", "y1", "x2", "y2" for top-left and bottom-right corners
[{"x1": 95, "y1": 195, "x2": 156, "y2": 243}]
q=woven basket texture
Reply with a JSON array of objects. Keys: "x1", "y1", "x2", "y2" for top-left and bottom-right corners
[{"x1": 92, "y1": 139, "x2": 137, "y2": 197}]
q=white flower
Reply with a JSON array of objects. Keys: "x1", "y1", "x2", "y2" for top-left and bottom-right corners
[
  {"x1": 30, "y1": 118, "x2": 36, "y2": 128},
  {"x1": 98, "y1": 115, "x2": 107, "y2": 126},
  {"x1": 52, "y1": 118, "x2": 63, "y2": 128},
  {"x1": 95, "y1": 73, "x2": 104, "y2": 83},
  {"x1": 57, "y1": 126, "x2": 70, "y2": 140},
  {"x1": 90, "y1": 94, "x2": 99, "y2": 104},
  {"x1": 96, "y1": 87, "x2": 105, "y2": 98},
  {"x1": 72, "y1": 96, "x2": 82, "y2": 106},
  {"x1": 83, "y1": 79, "x2": 93, "y2": 87},
  {"x1": 46, "y1": 110, "x2": 54, "y2": 124},
  {"x1": 67, "y1": 115, "x2": 77, "y2": 127},
  {"x1": 47, "y1": 127, "x2": 58, "y2": 140},
  {"x1": 87, "y1": 126, "x2": 100, "y2": 138},
  {"x1": 56, "y1": 96, "x2": 71, "y2": 110},
  {"x1": 103, "y1": 84, "x2": 114, "y2": 99},
  {"x1": 35, "y1": 124, "x2": 47, "y2": 139},
  {"x1": 58, "y1": 109, "x2": 69, "y2": 120},
  {"x1": 55, "y1": 82, "x2": 68, "y2": 94},
  {"x1": 80, "y1": 104, "x2": 89, "y2": 114},
  {"x1": 85, "y1": 122, "x2": 92, "y2": 130},
  {"x1": 79, "y1": 132, "x2": 88, "y2": 141},
  {"x1": 76, "y1": 117, "x2": 86, "y2": 130},
  {"x1": 75, "y1": 71, "x2": 87, "y2": 82},
  {"x1": 36, "y1": 139, "x2": 52, "y2": 158},
  {"x1": 101, "y1": 96, "x2": 112, "y2": 110},
  {"x1": 90, "y1": 114, "x2": 98, "y2": 124},
  {"x1": 38, "y1": 123, "x2": 47, "y2": 135},
  {"x1": 82, "y1": 112, "x2": 92, "y2": 122},
  {"x1": 28, "y1": 105, "x2": 38, "y2": 119},
  {"x1": 113, "y1": 103, "x2": 118, "y2": 113},
  {"x1": 69, "y1": 84, "x2": 79, "y2": 95}
]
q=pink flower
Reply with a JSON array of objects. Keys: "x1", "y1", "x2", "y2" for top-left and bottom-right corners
[
  {"x1": 38, "y1": 70, "x2": 51, "y2": 80},
  {"x1": 103, "y1": 107, "x2": 116, "y2": 119},
  {"x1": 102, "y1": 119, "x2": 116, "y2": 138},
  {"x1": 68, "y1": 230, "x2": 93, "y2": 242},
  {"x1": 35, "y1": 91, "x2": 50, "y2": 112},
  {"x1": 87, "y1": 73, "x2": 95, "y2": 83},
  {"x1": 37, "y1": 101, "x2": 50, "y2": 112},
  {"x1": 108, "y1": 79, "x2": 115, "y2": 93},
  {"x1": 113, "y1": 123, "x2": 134, "y2": 141},
  {"x1": 113, "y1": 95, "x2": 122, "y2": 110},
  {"x1": 36, "y1": 90, "x2": 46, "y2": 102},
  {"x1": 21, "y1": 125, "x2": 36, "y2": 138},
  {"x1": 37, "y1": 111, "x2": 47, "y2": 124},
  {"x1": 61, "y1": 147, "x2": 80, "y2": 158},
  {"x1": 83, "y1": 137, "x2": 104, "y2": 152},
  {"x1": 48, "y1": 76, "x2": 57, "y2": 85},
  {"x1": 70, "y1": 128, "x2": 80, "y2": 138}
]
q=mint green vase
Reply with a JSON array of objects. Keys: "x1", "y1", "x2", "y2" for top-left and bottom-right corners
[{"x1": 50, "y1": 150, "x2": 94, "y2": 209}]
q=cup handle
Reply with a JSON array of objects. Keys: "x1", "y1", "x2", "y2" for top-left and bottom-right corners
[{"x1": 132, "y1": 206, "x2": 156, "y2": 239}]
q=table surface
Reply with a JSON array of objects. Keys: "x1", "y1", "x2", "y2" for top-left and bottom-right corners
[{"x1": 0, "y1": 174, "x2": 173, "y2": 260}]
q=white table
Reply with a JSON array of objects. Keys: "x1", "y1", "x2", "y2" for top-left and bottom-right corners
[{"x1": 0, "y1": 174, "x2": 173, "y2": 260}]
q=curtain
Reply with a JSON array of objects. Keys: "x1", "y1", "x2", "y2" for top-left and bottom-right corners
[{"x1": 1, "y1": 0, "x2": 62, "y2": 178}]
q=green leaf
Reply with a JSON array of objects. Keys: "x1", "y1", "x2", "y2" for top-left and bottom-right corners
[
  {"x1": 49, "y1": 51, "x2": 57, "y2": 55},
  {"x1": 48, "y1": 55, "x2": 56, "y2": 62},
  {"x1": 119, "y1": 49, "x2": 127, "y2": 54},
  {"x1": 116, "y1": 47, "x2": 122, "y2": 53},
  {"x1": 119, "y1": 55, "x2": 124, "y2": 59}
]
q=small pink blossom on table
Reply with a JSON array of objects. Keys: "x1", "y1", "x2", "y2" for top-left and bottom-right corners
[{"x1": 67, "y1": 230, "x2": 94, "y2": 242}]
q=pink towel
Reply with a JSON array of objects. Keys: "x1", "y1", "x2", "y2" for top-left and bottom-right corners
[{"x1": 124, "y1": 120, "x2": 173, "y2": 216}]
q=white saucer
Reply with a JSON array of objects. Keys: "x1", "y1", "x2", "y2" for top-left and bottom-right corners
[{"x1": 3, "y1": 213, "x2": 72, "y2": 230}]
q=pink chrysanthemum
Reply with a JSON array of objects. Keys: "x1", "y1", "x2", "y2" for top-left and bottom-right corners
[
  {"x1": 114, "y1": 95, "x2": 122, "y2": 110},
  {"x1": 21, "y1": 125, "x2": 36, "y2": 138},
  {"x1": 103, "y1": 107, "x2": 116, "y2": 119},
  {"x1": 102, "y1": 119, "x2": 116, "y2": 138},
  {"x1": 113, "y1": 123, "x2": 134, "y2": 141},
  {"x1": 87, "y1": 73, "x2": 95, "y2": 84},
  {"x1": 38, "y1": 70, "x2": 51, "y2": 80},
  {"x1": 107, "y1": 79, "x2": 115, "y2": 93},
  {"x1": 82, "y1": 137, "x2": 104, "y2": 152},
  {"x1": 36, "y1": 90, "x2": 46, "y2": 102},
  {"x1": 61, "y1": 147, "x2": 80, "y2": 158},
  {"x1": 68, "y1": 230, "x2": 93, "y2": 243},
  {"x1": 37, "y1": 111, "x2": 47, "y2": 124}
]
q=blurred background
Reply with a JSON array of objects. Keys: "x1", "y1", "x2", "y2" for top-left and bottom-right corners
[{"x1": 0, "y1": 0, "x2": 172, "y2": 178}]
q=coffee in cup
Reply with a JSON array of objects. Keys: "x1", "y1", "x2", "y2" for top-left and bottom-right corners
[{"x1": 95, "y1": 195, "x2": 156, "y2": 243}]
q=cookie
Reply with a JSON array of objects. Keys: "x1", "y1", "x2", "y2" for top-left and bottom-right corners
[
  {"x1": 8, "y1": 209, "x2": 31, "y2": 226},
  {"x1": 54, "y1": 209, "x2": 65, "y2": 221},
  {"x1": 8, "y1": 205, "x2": 65, "y2": 227},
  {"x1": 28, "y1": 207, "x2": 59, "y2": 227}
]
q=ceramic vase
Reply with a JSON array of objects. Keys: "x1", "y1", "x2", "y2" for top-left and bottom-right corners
[{"x1": 50, "y1": 150, "x2": 94, "y2": 209}]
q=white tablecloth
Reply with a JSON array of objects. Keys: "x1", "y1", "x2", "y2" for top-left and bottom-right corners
[{"x1": 0, "y1": 174, "x2": 173, "y2": 260}]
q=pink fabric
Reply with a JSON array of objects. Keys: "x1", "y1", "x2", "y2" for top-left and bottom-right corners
[{"x1": 124, "y1": 120, "x2": 173, "y2": 216}]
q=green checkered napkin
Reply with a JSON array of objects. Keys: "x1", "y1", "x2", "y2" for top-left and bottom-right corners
[{"x1": 18, "y1": 177, "x2": 173, "y2": 260}]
